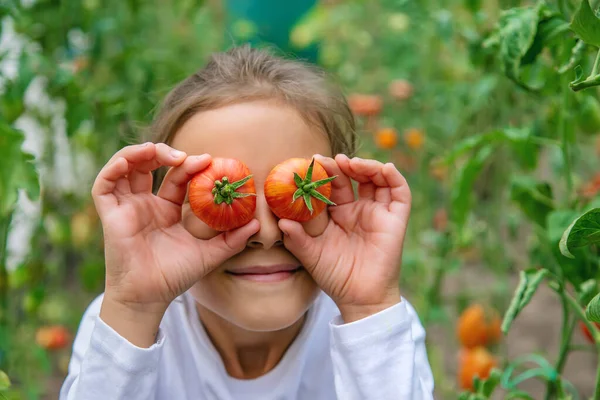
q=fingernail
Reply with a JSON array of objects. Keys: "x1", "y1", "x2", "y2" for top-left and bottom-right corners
[
  {"x1": 141, "y1": 142, "x2": 151, "y2": 147},
  {"x1": 171, "y1": 149, "x2": 184, "y2": 158}
]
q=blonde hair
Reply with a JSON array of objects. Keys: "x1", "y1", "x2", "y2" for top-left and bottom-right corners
[{"x1": 147, "y1": 45, "x2": 357, "y2": 192}]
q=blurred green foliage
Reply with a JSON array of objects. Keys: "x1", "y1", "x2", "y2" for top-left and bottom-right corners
[{"x1": 2, "y1": 0, "x2": 600, "y2": 398}]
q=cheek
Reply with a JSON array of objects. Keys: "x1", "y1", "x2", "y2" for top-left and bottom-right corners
[
  {"x1": 301, "y1": 207, "x2": 330, "y2": 237},
  {"x1": 182, "y1": 204, "x2": 220, "y2": 240}
]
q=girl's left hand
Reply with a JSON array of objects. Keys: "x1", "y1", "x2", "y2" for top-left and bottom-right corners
[{"x1": 278, "y1": 154, "x2": 411, "y2": 323}]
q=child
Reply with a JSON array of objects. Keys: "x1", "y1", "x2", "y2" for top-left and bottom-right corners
[{"x1": 59, "y1": 45, "x2": 434, "y2": 400}]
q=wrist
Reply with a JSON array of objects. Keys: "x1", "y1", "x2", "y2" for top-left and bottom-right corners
[
  {"x1": 338, "y1": 290, "x2": 402, "y2": 323},
  {"x1": 100, "y1": 294, "x2": 168, "y2": 348}
]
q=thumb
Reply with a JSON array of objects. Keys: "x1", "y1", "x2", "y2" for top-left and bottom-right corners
[
  {"x1": 200, "y1": 219, "x2": 260, "y2": 274},
  {"x1": 278, "y1": 219, "x2": 320, "y2": 271}
]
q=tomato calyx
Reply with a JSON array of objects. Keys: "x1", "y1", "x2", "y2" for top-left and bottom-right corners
[
  {"x1": 291, "y1": 158, "x2": 337, "y2": 214},
  {"x1": 211, "y1": 175, "x2": 256, "y2": 205}
]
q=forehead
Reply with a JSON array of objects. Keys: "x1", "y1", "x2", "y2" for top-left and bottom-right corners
[{"x1": 170, "y1": 101, "x2": 332, "y2": 178}]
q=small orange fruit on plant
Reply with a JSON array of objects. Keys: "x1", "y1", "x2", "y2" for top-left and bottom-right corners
[
  {"x1": 403, "y1": 128, "x2": 425, "y2": 150},
  {"x1": 347, "y1": 94, "x2": 383, "y2": 117},
  {"x1": 36, "y1": 325, "x2": 71, "y2": 351},
  {"x1": 457, "y1": 304, "x2": 502, "y2": 348},
  {"x1": 375, "y1": 128, "x2": 398, "y2": 149},
  {"x1": 458, "y1": 347, "x2": 497, "y2": 391}
]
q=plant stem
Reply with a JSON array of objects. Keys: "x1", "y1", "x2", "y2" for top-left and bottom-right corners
[
  {"x1": 0, "y1": 212, "x2": 13, "y2": 326},
  {"x1": 559, "y1": 74, "x2": 573, "y2": 201},
  {"x1": 591, "y1": 48, "x2": 600, "y2": 77},
  {"x1": 563, "y1": 288, "x2": 600, "y2": 399},
  {"x1": 545, "y1": 288, "x2": 575, "y2": 400},
  {"x1": 570, "y1": 74, "x2": 600, "y2": 91},
  {"x1": 557, "y1": 0, "x2": 570, "y2": 19}
]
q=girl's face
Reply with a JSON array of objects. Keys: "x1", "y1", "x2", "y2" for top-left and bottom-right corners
[{"x1": 171, "y1": 100, "x2": 332, "y2": 332}]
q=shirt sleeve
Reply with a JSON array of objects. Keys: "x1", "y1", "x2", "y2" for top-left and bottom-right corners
[
  {"x1": 329, "y1": 298, "x2": 435, "y2": 400},
  {"x1": 59, "y1": 294, "x2": 166, "y2": 400}
]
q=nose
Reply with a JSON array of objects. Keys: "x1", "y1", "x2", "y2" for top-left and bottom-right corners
[{"x1": 247, "y1": 192, "x2": 283, "y2": 249}]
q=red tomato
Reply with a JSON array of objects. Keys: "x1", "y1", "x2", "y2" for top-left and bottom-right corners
[
  {"x1": 264, "y1": 158, "x2": 336, "y2": 222},
  {"x1": 188, "y1": 158, "x2": 257, "y2": 231},
  {"x1": 36, "y1": 325, "x2": 71, "y2": 350}
]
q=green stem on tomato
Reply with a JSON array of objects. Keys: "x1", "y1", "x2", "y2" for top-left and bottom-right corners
[
  {"x1": 291, "y1": 158, "x2": 337, "y2": 214},
  {"x1": 212, "y1": 175, "x2": 256, "y2": 205}
]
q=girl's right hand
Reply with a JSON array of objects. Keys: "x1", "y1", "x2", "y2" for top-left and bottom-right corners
[{"x1": 92, "y1": 143, "x2": 258, "y2": 343}]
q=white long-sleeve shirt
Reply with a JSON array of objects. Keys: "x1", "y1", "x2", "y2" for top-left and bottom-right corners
[{"x1": 59, "y1": 291, "x2": 434, "y2": 400}]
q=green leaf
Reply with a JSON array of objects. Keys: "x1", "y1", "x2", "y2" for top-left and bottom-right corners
[
  {"x1": 586, "y1": 291, "x2": 600, "y2": 322},
  {"x1": 569, "y1": 0, "x2": 600, "y2": 47},
  {"x1": 558, "y1": 40, "x2": 587, "y2": 74},
  {"x1": 0, "y1": 122, "x2": 40, "y2": 217},
  {"x1": 293, "y1": 172, "x2": 303, "y2": 188},
  {"x1": 559, "y1": 208, "x2": 600, "y2": 258},
  {"x1": 483, "y1": 5, "x2": 540, "y2": 89},
  {"x1": 443, "y1": 127, "x2": 531, "y2": 165},
  {"x1": 480, "y1": 368, "x2": 502, "y2": 396},
  {"x1": 450, "y1": 146, "x2": 493, "y2": 231},
  {"x1": 0, "y1": 370, "x2": 10, "y2": 390},
  {"x1": 502, "y1": 268, "x2": 549, "y2": 333},
  {"x1": 510, "y1": 176, "x2": 554, "y2": 228}
]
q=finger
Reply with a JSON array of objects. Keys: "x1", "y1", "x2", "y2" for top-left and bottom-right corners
[
  {"x1": 158, "y1": 154, "x2": 212, "y2": 205},
  {"x1": 105, "y1": 142, "x2": 156, "y2": 168},
  {"x1": 338, "y1": 156, "x2": 387, "y2": 187},
  {"x1": 129, "y1": 143, "x2": 187, "y2": 193},
  {"x1": 92, "y1": 157, "x2": 129, "y2": 216},
  {"x1": 278, "y1": 219, "x2": 321, "y2": 271},
  {"x1": 315, "y1": 154, "x2": 354, "y2": 205},
  {"x1": 382, "y1": 163, "x2": 412, "y2": 214},
  {"x1": 374, "y1": 186, "x2": 392, "y2": 203},
  {"x1": 200, "y1": 219, "x2": 261, "y2": 274}
]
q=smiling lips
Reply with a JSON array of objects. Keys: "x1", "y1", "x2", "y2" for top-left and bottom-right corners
[{"x1": 226, "y1": 264, "x2": 302, "y2": 282}]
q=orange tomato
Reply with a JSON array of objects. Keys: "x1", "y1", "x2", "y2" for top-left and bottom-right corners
[
  {"x1": 375, "y1": 128, "x2": 398, "y2": 149},
  {"x1": 388, "y1": 79, "x2": 413, "y2": 101},
  {"x1": 347, "y1": 94, "x2": 383, "y2": 117},
  {"x1": 264, "y1": 158, "x2": 335, "y2": 222},
  {"x1": 36, "y1": 325, "x2": 71, "y2": 350},
  {"x1": 457, "y1": 304, "x2": 502, "y2": 348},
  {"x1": 189, "y1": 158, "x2": 257, "y2": 231},
  {"x1": 403, "y1": 128, "x2": 425, "y2": 150},
  {"x1": 458, "y1": 347, "x2": 497, "y2": 391}
]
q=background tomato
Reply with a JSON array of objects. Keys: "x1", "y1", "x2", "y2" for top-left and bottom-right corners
[
  {"x1": 264, "y1": 158, "x2": 335, "y2": 222},
  {"x1": 375, "y1": 127, "x2": 398, "y2": 149},
  {"x1": 457, "y1": 304, "x2": 502, "y2": 349},
  {"x1": 188, "y1": 158, "x2": 257, "y2": 231},
  {"x1": 458, "y1": 347, "x2": 497, "y2": 391},
  {"x1": 35, "y1": 325, "x2": 71, "y2": 351}
]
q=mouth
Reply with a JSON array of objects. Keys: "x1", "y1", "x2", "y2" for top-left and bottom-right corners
[{"x1": 225, "y1": 264, "x2": 303, "y2": 283}]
